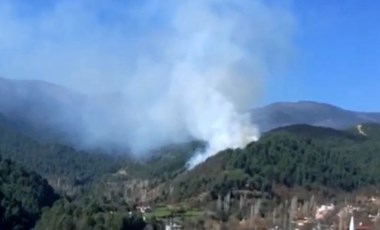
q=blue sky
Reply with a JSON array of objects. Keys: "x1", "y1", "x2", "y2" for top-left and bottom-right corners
[
  {"x1": 266, "y1": 0, "x2": 380, "y2": 111},
  {"x1": 0, "y1": 0, "x2": 379, "y2": 112}
]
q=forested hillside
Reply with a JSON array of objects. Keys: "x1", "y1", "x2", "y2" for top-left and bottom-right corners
[
  {"x1": 0, "y1": 151, "x2": 151, "y2": 230},
  {"x1": 171, "y1": 124, "x2": 380, "y2": 200},
  {"x1": 142, "y1": 141, "x2": 205, "y2": 179},
  {"x1": 0, "y1": 123, "x2": 129, "y2": 193},
  {"x1": 0, "y1": 124, "x2": 159, "y2": 229},
  {"x1": 0, "y1": 156, "x2": 58, "y2": 229},
  {"x1": 36, "y1": 198, "x2": 147, "y2": 230},
  {"x1": 0, "y1": 118, "x2": 207, "y2": 191}
]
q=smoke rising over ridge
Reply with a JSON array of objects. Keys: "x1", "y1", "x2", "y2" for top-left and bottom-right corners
[{"x1": 0, "y1": 0, "x2": 294, "y2": 166}]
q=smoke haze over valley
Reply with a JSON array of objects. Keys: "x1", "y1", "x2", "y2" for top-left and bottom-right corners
[{"x1": 0, "y1": 0, "x2": 295, "y2": 166}]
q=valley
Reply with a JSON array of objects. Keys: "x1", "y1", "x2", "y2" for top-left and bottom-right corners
[{"x1": 1, "y1": 109, "x2": 380, "y2": 229}]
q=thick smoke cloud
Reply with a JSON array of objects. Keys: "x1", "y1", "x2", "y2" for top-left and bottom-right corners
[{"x1": 0, "y1": 0, "x2": 294, "y2": 166}]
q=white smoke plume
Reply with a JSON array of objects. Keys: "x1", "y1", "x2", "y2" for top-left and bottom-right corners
[
  {"x1": 0, "y1": 0, "x2": 294, "y2": 167},
  {"x1": 123, "y1": 0, "x2": 293, "y2": 167}
]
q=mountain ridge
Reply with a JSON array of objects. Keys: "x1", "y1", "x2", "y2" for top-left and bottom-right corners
[
  {"x1": 251, "y1": 101, "x2": 380, "y2": 132},
  {"x1": 1, "y1": 77, "x2": 380, "y2": 149}
]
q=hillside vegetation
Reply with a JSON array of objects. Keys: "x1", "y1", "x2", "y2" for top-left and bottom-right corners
[
  {"x1": 0, "y1": 123, "x2": 129, "y2": 193},
  {"x1": 171, "y1": 124, "x2": 380, "y2": 200},
  {"x1": 0, "y1": 155, "x2": 58, "y2": 229},
  {"x1": 35, "y1": 198, "x2": 147, "y2": 230}
]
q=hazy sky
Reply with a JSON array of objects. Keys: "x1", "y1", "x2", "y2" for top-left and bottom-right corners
[{"x1": 0, "y1": 0, "x2": 379, "y2": 111}]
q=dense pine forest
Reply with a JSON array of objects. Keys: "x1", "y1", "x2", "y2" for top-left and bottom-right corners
[
  {"x1": 172, "y1": 124, "x2": 380, "y2": 199},
  {"x1": 0, "y1": 155, "x2": 58, "y2": 229}
]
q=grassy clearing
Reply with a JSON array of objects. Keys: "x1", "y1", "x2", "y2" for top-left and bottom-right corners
[
  {"x1": 147, "y1": 206, "x2": 202, "y2": 219},
  {"x1": 148, "y1": 206, "x2": 172, "y2": 218}
]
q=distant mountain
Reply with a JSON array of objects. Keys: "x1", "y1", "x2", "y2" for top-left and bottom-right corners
[
  {"x1": 0, "y1": 77, "x2": 134, "y2": 150},
  {"x1": 2, "y1": 77, "x2": 380, "y2": 149},
  {"x1": 251, "y1": 101, "x2": 380, "y2": 132},
  {"x1": 0, "y1": 77, "x2": 87, "y2": 144}
]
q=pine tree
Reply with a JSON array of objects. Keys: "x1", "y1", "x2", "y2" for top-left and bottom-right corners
[
  {"x1": 289, "y1": 196, "x2": 298, "y2": 230},
  {"x1": 309, "y1": 195, "x2": 316, "y2": 214},
  {"x1": 239, "y1": 195, "x2": 244, "y2": 211},
  {"x1": 302, "y1": 201, "x2": 309, "y2": 217},
  {"x1": 254, "y1": 199, "x2": 262, "y2": 219},
  {"x1": 224, "y1": 193, "x2": 231, "y2": 214},
  {"x1": 272, "y1": 208, "x2": 277, "y2": 227},
  {"x1": 217, "y1": 194, "x2": 223, "y2": 212}
]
